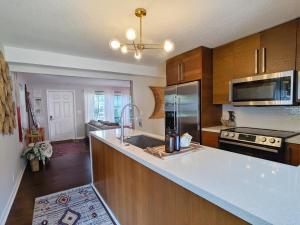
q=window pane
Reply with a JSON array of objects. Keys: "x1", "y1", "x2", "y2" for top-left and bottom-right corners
[
  {"x1": 114, "y1": 93, "x2": 122, "y2": 123},
  {"x1": 94, "y1": 92, "x2": 105, "y2": 121}
]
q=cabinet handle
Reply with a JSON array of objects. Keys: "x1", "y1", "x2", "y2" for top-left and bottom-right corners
[
  {"x1": 177, "y1": 64, "x2": 181, "y2": 81},
  {"x1": 261, "y1": 47, "x2": 266, "y2": 73},
  {"x1": 254, "y1": 49, "x2": 259, "y2": 74},
  {"x1": 181, "y1": 63, "x2": 184, "y2": 81}
]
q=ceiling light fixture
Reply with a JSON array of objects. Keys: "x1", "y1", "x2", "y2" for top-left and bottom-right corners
[{"x1": 109, "y1": 8, "x2": 175, "y2": 60}]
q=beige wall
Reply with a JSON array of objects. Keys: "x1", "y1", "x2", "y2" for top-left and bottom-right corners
[{"x1": 0, "y1": 68, "x2": 26, "y2": 224}]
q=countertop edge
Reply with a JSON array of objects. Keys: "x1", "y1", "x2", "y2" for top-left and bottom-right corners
[{"x1": 90, "y1": 132, "x2": 271, "y2": 225}]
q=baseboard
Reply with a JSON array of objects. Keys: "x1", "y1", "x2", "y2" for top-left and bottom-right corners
[
  {"x1": 76, "y1": 136, "x2": 86, "y2": 140},
  {"x1": 0, "y1": 162, "x2": 27, "y2": 225},
  {"x1": 91, "y1": 183, "x2": 120, "y2": 225}
]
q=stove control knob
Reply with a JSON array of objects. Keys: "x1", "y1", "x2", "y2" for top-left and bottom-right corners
[
  {"x1": 230, "y1": 133, "x2": 235, "y2": 138},
  {"x1": 269, "y1": 138, "x2": 276, "y2": 144},
  {"x1": 223, "y1": 132, "x2": 229, "y2": 137},
  {"x1": 260, "y1": 137, "x2": 267, "y2": 142}
]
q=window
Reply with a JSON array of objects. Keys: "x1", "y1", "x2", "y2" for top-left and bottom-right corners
[
  {"x1": 93, "y1": 91, "x2": 105, "y2": 121},
  {"x1": 113, "y1": 92, "x2": 122, "y2": 123}
]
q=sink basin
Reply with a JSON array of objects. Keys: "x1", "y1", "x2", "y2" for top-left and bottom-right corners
[{"x1": 124, "y1": 135, "x2": 165, "y2": 149}]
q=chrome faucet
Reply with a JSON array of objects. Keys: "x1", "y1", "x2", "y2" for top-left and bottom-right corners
[{"x1": 120, "y1": 103, "x2": 142, "y2": 144}]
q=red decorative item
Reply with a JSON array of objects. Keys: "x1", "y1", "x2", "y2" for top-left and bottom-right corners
[{"x1": 17, "y1": 106, "x2": 23, "y2": 142}]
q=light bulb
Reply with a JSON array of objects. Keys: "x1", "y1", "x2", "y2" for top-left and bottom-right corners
[
  {"x1": 121, "y1": 45, "x2": 128, "y2": 54},
  {"x1": 110, "y1": 39, "x2": 120, "y2": 50},
  {"x1": 164, "y1": 39, "x2": 174, "y2": 52},
  {"x1": 126, "y1": 28, "x2": 136, "y2": 41},
  {"x1": 134, "y1": 51, "x2": 142, "y2": 60}
]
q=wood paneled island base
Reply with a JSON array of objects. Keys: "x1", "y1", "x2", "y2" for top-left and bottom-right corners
[{"x1": 91, "y1": 137, "x2": 249, "y2": 225}]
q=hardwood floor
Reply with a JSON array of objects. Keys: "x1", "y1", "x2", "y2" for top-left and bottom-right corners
[{"x1": 5, "y1": 141, "x2": 91, "y2": 225}]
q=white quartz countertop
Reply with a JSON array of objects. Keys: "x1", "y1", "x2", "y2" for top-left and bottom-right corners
[
  {"x1": 90, "y1": 129, "x2": 300, "y2": 225},
  {"x1": 202, "y1": 125, "x2": 232, "y2": 133},
  {"x1": 202, "y1": 126, "x2": 300, "y2": 144}
]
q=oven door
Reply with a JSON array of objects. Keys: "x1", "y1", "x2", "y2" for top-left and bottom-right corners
[
  {"x1": 230, "y1": 70, "x2": 294, "y2": 106},
  {"x1": 219, "y1": 140, "x2": 285, "y2": 163}
]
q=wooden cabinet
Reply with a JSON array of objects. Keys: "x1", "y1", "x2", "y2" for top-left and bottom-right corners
[
  {"x1": 233, "y1": 34, "x2": 260, "y2": 78},
  {"x1": 296, "y1": 18, "x2": 300, "y2": 71},
  {"x1": 260, "y1": 20, "x2": 297, "y2": 74},
  {"x1": 213, "y1": 43, "x2": 234, "y2": 104},
  {"x1": 286, "y1": 143, "x2": 300, "y2": 166},
  {"x1": 166, "y1": 47, "x2": 206, "y2": 85},
  {"x1": 213, "y1": 18, "x2": 298, "y2": 104},
  {"x1": 166, "y1": 56, "x2": 181, "y2": 86},
  {"x1": 91, "y1": 137, "x2": 249, "y2": 225},
  {"x1": 202, "y1": 131, "x2": 219, "y2": 148},
  {"x1": 181, "y1": 49, "x2": 203, "y2": 82}
]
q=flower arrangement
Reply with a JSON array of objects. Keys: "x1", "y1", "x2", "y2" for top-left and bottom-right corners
[{"x1": 22, "y1": 141, "x2": 53, "y2": 171}]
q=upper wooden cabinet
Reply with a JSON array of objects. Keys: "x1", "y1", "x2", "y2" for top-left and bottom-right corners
[
  {"x1": 166, "y1": 56, "x2": 181, "y2": 86},
  {"x1": 233, "y1": 34, "x2": 260, "y2": 78},
  {"x1": 213, "y1": 43, "x2": 234, "y2": 104},
  {"x1": 297, "y1": 18, "x2": 300, "y2": 71},
  {"x1": 166, "y1": 47, "x2": 207, "y2": 85},
  {"x1": 213, "y1": 18, "x2": 299, "y2": 104},
  {"x1": 260, "y1": 20, "x2": 297, "y2": 74}
]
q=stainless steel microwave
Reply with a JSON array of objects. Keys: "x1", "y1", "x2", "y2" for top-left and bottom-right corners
[{"x1": 229, "y1": 70, "x2": 299, "y2": 106}]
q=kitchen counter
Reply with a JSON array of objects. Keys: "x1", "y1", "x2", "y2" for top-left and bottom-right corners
[
  {"x1": 90, "y1": 129, "x2": 300, "y2": 225},
  {"x1": 202, "y1": 125, "x2": 231, "y2": 133},
  {"x1": 286, "y1": 134, "x2": 300, "y2": 144},
  {"x1": 203, "y1": 126, "x2": 300, "y2": 144}
]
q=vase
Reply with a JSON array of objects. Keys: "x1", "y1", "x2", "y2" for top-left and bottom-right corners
[{"x1": 30, "y1": 159, "x2": 39, "y2": 172}]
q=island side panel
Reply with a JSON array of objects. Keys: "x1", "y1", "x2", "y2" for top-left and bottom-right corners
[{"x1": 91, "y1": 136, "x2": 250, "y2": 225}]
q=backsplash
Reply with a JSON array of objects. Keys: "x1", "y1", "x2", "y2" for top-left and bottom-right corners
[{"x1": 222, "y1": 105, "x2": 300, "y2": 132}]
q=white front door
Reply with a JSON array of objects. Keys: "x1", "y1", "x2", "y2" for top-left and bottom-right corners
[{"x1": 47, "y1": 90, "x2": 76, "y2": 141}]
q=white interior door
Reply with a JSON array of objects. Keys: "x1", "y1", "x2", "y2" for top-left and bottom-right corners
[{"x1": 47, "y1": 90, "x2": 76, "y2": 141}]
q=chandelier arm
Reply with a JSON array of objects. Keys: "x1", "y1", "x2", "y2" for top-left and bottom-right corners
[
  {"x1": 140, "y1": 16, "x2": 142, "y2": 45},
  {"x1": 132, "y1": 41, "x2": 138, "y2": 54},
  {"x1": 143, "y1": 47, "x2": 164, "y2": 50}
]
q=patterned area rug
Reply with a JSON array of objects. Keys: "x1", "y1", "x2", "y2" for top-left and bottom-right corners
[{"x1": 32, "y1": 185, "x2": 114, "y2": 225}]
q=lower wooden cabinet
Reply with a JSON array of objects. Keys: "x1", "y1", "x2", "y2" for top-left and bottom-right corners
[
  {"x1": 91, "y1": 137, "x2": 249, "y2": 225},
  {"x1": 286, "y1": 143, "x2": 300, "y2": 166},
  {"x1": 202, "y1": 131, "x2": 220, "y2": 148}
]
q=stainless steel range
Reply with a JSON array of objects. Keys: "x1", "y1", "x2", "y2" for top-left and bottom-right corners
[{"x1": 219, "y1": 127, "x2": 299, "y2": 164}]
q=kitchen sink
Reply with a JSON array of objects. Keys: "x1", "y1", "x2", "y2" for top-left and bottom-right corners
[{"x1": 124, "y1": 135, "x2": 165, "y2": 149}]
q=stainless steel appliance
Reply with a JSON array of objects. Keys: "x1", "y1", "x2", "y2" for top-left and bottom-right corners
[
  {"x1": 229, "y1": 70, "x2": 298, "y2": 106},
  {"x1": 219, "y1": 127, "x2": 299, "y2": 164},
  {"x1": 165, "y1": 81, "x2": 200, "y2": 142}
]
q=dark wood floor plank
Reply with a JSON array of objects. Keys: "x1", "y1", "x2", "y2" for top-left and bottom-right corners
[{"x1": 5, "y1": 141, "x2": 91, "y2": 225}]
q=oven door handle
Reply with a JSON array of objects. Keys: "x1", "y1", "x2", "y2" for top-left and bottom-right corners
[{"x1": 219, "y1": 140, "x2": 279, "y2": 153}]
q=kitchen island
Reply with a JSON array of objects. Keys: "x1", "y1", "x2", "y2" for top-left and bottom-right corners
[{"x1": 90, "y1": 129, "x2": 300, "y2": 225}]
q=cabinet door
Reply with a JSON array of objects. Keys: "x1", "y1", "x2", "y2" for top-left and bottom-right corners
[
  {"x1": 181, "y1": 49, "x2": 202, "y2": 83},
  {"x1": 233, "y1": 34, "x2": 260, "y2": 78},
  {"x1": 202, "y1": 131, "x2": 219, "y2": 148},
  {"x1": 166, "y1": 57, "x2": 181, "y2": 86},
  {"x1": 213, "y1": 43, "x2": 234, "y2": 104},
  {"x1": 260, "y1": 20, "x2": 297, "y2": 74},
  {"x1": 287, "y1": 143, "x2": 300, "y2": 166},
  {"x1": 296, "y1": 19, "x2": 300, "y2": 71}
]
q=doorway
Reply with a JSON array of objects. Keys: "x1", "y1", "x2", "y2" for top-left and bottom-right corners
[{"x1": 47, "y1": 90, "x2": 76, "y2": 141}]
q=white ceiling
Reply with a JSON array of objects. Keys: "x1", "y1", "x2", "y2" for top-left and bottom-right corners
[
  {"x1": 0, "y1": 0, "x2": 299, "y2": 67},
  {"x1": 18, "y1": 72, "x2": 131, "y2": 87}
]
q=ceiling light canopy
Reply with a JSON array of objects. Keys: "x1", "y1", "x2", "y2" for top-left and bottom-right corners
[{"x1": 109, "y1": 8, "x2": 175, "y2": 60}]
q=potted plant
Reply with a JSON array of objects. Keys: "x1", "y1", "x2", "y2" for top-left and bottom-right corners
[{"x1": 22, "y1": 141, "x2": 53, "y2": 172}]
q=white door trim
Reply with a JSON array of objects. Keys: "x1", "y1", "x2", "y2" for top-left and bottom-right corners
[{"x1": 46, "y1": 90, "x2": 77, "y2": 141}]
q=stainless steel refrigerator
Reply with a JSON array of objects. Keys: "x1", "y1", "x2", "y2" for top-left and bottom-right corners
[{"x1": 165, "y1": 81, "x2": 200, "y2": 142}]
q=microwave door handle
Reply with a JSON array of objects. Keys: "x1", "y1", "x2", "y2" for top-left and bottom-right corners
[{"x1": 229, "y1": 81, "x2": 232, "y2": 103}]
